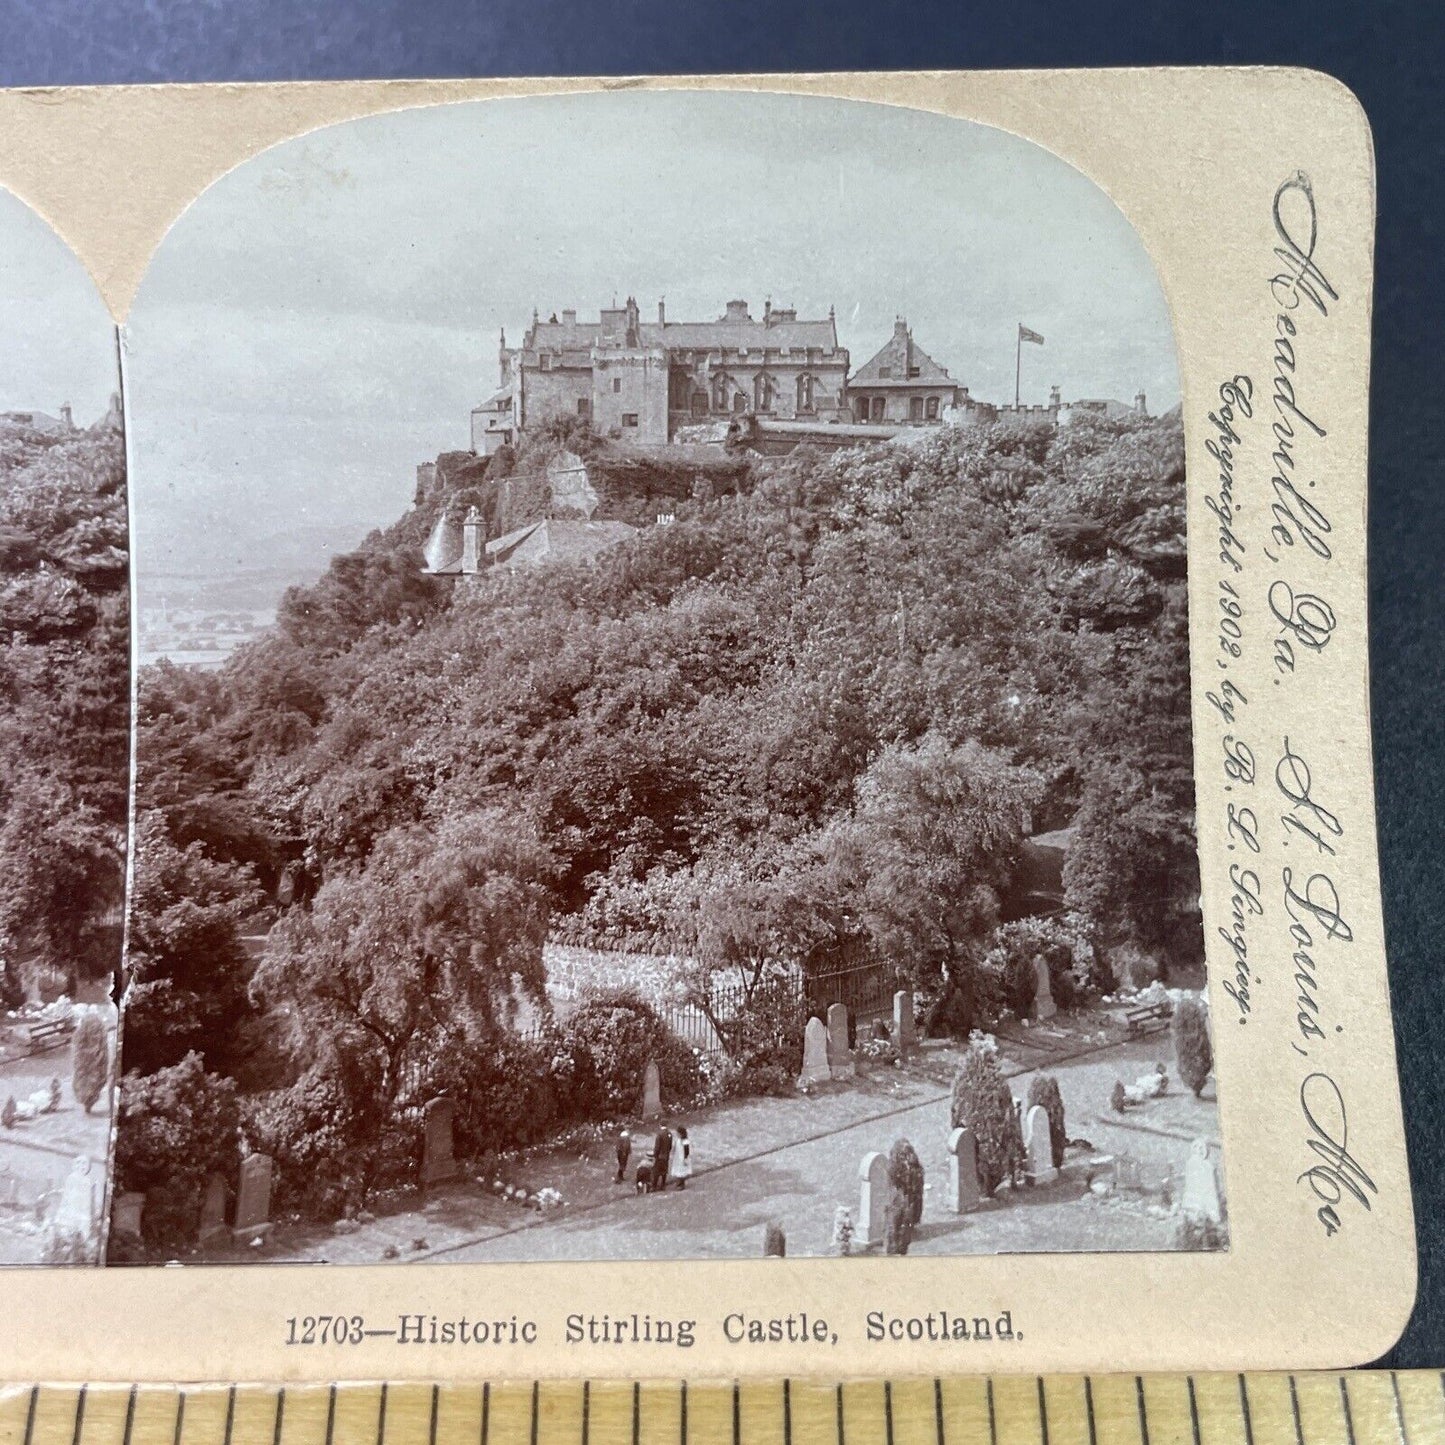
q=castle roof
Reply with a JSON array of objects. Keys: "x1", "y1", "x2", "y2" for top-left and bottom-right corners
[
  {"x1": 851, "y1": 321, "x2": 957, "y2": 388},
  {"x1": 522, "y1": 305, "x2": 839, "y2": 357},
  {"x1": 422, "y1": 509, "x2": 465, "y2": 574},
  {"x1": 487, "y1": 517, "x2": 638, "y2": 569}
]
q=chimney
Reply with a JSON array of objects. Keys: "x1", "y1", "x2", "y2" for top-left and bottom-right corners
[
  {"x1": 724, "y1": 299, "x2": 750, "y2": 322},
  {"x1": 658, "y1": 299, "x2": 666, "y2": 325},
  {"x1": 1135, "y1": 390, "x2": 1148, "y2": 415},
  {"x1": 764, "y1": 298, "x2": 772, "y2": 326},
  {"x1": 562, "y1": 309, "x2": 576, "y2": 326},
  {"x1": 893, "y1": 318, "x2": 909, "y2": 340},
  {"x1": 1049, "y1": 385, "x2": 1061, "y2": 408},
  {"x1": 461, "y1": 505, "x2": 484, "y2": 574},
  {"x1": 625, "y1": 296, "x2": 640, "y2": 346},
  {"x1": 60, "y1": 402, "x2": 73, "y2": 429}
]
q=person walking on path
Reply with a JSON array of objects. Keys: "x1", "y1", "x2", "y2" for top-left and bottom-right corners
[
  {"x1": 615, "y1": 1129, "x2": 632, "y2": 1182},
  {"x1": 668, "y1": 1126, "x2": 692, "y2": 1190},
  {"x1": 651, "y1": 1126, "x2": 673, "y2": 1194}
]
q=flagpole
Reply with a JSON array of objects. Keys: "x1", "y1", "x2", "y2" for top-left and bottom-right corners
[{"x1": 1015, "y1": 324, "x2": 1021, "y2": 408}]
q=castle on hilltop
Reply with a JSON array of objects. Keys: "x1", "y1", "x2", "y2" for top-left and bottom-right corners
[{"x1": 470, "y1": 298, "x2": 1018, "y2": 456}]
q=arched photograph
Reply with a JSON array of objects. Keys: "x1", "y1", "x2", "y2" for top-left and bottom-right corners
[
  {"x1": 0, "y1": 188, "x2": 127, "y2": 1265},
  {"x1": 114, "y1": 89, "x2": 1221, "y2": 1265}
]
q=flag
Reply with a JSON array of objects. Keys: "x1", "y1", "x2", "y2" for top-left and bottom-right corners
[{"x1": 1019, "y1": 324, "x2": 1045, "y2": 345}]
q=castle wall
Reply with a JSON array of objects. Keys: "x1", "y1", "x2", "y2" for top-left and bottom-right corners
[
  {"x1": 518, "y1": 364, "x2": 593, "y2": 429},
  {"x1": 591, "y1": 348, "x2": 669, "y2": 444}
]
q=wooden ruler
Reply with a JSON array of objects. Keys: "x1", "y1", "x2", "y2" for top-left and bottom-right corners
[{"x1": 1, "y1": 1376, "x2": 1442, "y2": 1445}]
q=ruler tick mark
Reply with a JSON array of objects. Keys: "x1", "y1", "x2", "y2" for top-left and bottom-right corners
[
  {"x1": 273, "y1": 1391, "x2": 286, "y2": 1445},
  {"x1": 224, "y1": 1387, "x2": 236, "y2": 1445},
  {"x1": 1037, "y1": 1378, "x2": 1050, "y2": 1445},
  {"x1": 1339, "y1": 1378, "x2": 1357, "y2": 1445},
  {"x1": 534, "y1": 1382, "x2": 542, "y2": 1445},
  {"x1": 632, "y1": 1383, "x2": 640, "y2": 1445},
  {"x1": 785, "y1": 1381, "x2": 793, "y2": 1445},
  {"x1": 1288, "y1": 1377, "x2": 1304, "y2": 1445},
  {"x1": 22, "y1": 1385, "x2": 38, "y2": 1445},
  {"x1": 430, "y1": 1386, "x2": 440, "y2": 1445},
  {"x1": 1187, "y1": 1378, "x2": 1201, "y2": 1445},
  {"x1": 377, "y1": 1383, "x2": 388, "y2": 1445},
  {"x1": 732, "y1": 1383, "x2": 740, "y2": 1445},
  {"x1": 481, "y1": 1383, "x2": 490, "y2": 1445},
  {"x1": 934, "y1": 1379, "x2": 945, "y2": 1445},
  {"x1": 1391, "y1": 1372, "x2": 1408, "y2": 1445},
  {"x1": 325, "y1": 1386, "x2": 336, "y2": 1445},
  {"x1": 122, "y1": 1384, "x2": 138, "y2": 1445},
  {"x1": 1239, "y1": 1376, "x2": 1255, "y2": 1445},
  {"x1": 835, "y1": 1383, "x2": 845, "y2": 1445},
  {"x1": 1135, "y1": 1378, "x2": 1149, "y2": 1445},
  {"x1": 680, "y1": 1381, "x2": 687, "y2": 1445},
  {"x1": 1085, "y1": 1377, "x2": 1098, "y2": 1445},
  {"x1": 987, "y1": 1378, "x2": 998, "y2": 1445},
  {"x1": 581, "y1": 1383, "x2": 589, "y2": 1445},
  {"x1": 172, "y1": 1392, "x2": 186, "y2": 1445},
  {"x1": 885, "y1": 1382, "x2": 895, "y2": 1445}
]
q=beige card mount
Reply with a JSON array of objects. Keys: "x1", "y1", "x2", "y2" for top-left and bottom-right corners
[{"x1": 0, "y1": 69, "x2": 1413, "y2": 1381}]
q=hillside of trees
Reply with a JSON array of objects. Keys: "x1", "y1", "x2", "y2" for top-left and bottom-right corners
[
  {"x1": 115, "y1": 407, "x2": 1200, "y2": 1235},
  {"x1": 0, "y1": 412, "x2": 129, "y2": 1006}
]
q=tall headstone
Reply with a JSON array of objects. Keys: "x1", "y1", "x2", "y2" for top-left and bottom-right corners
[
  {"x1": 55, "y1": 1156, "x2": 96, "y2": 1238},
  {"x1": 947, "y1": 1127, "x2": 979, "y2": 1213},
  {"x1": 198, "y1": 1173, "x2": 229, "y2": 1245},
  {"x1": 113, "y1": 1191, "x2": 144, "y2": 1240},
  {"x1": 232, "y1": 1153, "x2": 273, "y2": 1242},
  {"x1": 1181, "y1": 1138, "x2": 1224, "y2": 1222},
  {"x1": 1024, "y1": 1104, "x2": 1055, "y2": 1183},
  {"x1": 857, "y1": 1151, "x2": 889, "y2": 1246},
  {"x1": 1114, "y1": 1152, "x2": 1142, "y2": 1192},
  {"x1": 797, "y1": 1016, "x2": 830, "y2": 1088},
  {"x1": 640, "y1": 1060, "x2": 662, "y2": 1121},
  {"x1": 421, "y1": 1097, "x2": 459, "y2": 1186},
  {"x1": 892, "y1": 990, "x2": 917, "y2": 1060},
  {"x1": 826, "y1": 1003, "x2": 854, "y2": 1080},
  {"x1": 1033, "y1": 957, "x2": 1057, "y2": 1020}
]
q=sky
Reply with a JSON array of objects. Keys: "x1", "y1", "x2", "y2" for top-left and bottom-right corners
[
  {"x1": 0, "y1": 188, "x2": 118, "y2": 426},
  {"x1": 124, "y1": 90, "x2": 1181, "y2": 596}
]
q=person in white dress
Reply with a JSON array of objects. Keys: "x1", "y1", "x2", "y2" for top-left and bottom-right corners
[{"x1": 668, "y1": 1126, "x2": 692, "y2": 1189}]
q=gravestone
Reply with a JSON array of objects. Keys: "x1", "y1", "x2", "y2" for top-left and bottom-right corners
[
  {"x1": 1024, "y1": 1104, "x2": 1055, "y2": 1183},
  {"x1": 198, "y1": 1173, "x2": 229, "y2": 1245},
  {"x1": 947, "y1": 1127, "x2": 979, "y2": 1213},
  {"x1": 55, "y1": 1156, "x2": 96, "y2": 1238},
  {"x1": 893, "y1": 990, "x2": 917, "y2": 1060},
  {"x1": 826, "y1": 1003, "x2": 854, "y2": 1080},
  {"x1": 1033, "y1": 957, "x2": 1057, "y2": 1020},
  {"x1": 113, "y1": 1191, "x2": 144, "y2": 1239},
  {"x1": 1181, "y1": 1138, "x2": 1224, "y2": 1222},
  {"x1": 232, "y1": 1153, "x2": 273, "y2": 1242},
  {"x1": 421, "y1": 1097, "x2": 459, "y2": 1186},
  {"x1": 640, "y1": 1060, "x2": 662, "y2": 1121},
  {"x1": 1114, "y1": 1152, "x2": 1143, "y2": 1192},
  {"x1": 797, "y1": 1016, "x2": 830, "y2": 1087},
  {"x1": 857, "y1": 1151, "x2": 889, "y2": 1246}
]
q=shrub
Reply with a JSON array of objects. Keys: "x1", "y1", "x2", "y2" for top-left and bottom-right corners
[
  {"x1": 243, "y1": 1067, "x2": 369, "y2": 1219},
  {"x1": 763, "y1": 1221, "x2": 786, "y2": 1257},
  {"x1": 1111, "y1": 941, "x2": 1161, "y2": 992},
  {"x1": 446, "y1": 1026, "x2": 577, "y2": 1157},
  {"x1": 564, "y1": 991, "x2": 700, "y2": 1119},
  {"x1": 887, "y1": 1138, "x2": 924, "y2": 1226},
  {"x1": 111, "y1": 1052, "x2": 240, "y2": 1254},
  {"x1": 1, "y1": 1096, "x2": 14, "y2": 1128},
  {"x1": 71, "y1": 1009, "x2": 111, "y2": 1114},
  {"x1": 884, "y1": 1194, "x2": 912, "y2": 1255},
  {"x1": 1026, "y1": 1074, "x2": 1066, "y2": 1169},
  {"x1": 830, "y1": 1206, "x2": 855, "y2": 1257},
  {"x1": 0, "y1": 958, "x2": 24, "y2": 1012},
  {"x1": 47, "y1": 1077, "x2": 62, "y2": 1113},
  {"x1": 717, "y1": 975, "x2": 806, "y2": 1097},
  {"x1": 1110, "y1": 1080, "x2": 1127, "y2": 1112},
  {"x1": 1172, "y1": 996, "x2": 1213, "y2": 1097},
  {"x1": 950, "y1": 1046, "x2": 1022, "y2": 1196},
  {"x1": 985, "y1": 917, "x2": 1097, "y2": 1015}
]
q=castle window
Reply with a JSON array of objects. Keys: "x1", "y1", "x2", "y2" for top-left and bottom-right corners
[
  {"x1": 754, "y1": 372, "x2": 775, "y2": 412},
  {"x1": 910, "y1": 396, "x2": 924, "y2": 421},
  {"x1": 926, "y1": 396, "x2": 940, "y2": 420},
  {"x1": 855, "y1": 397, "x2": 869, "y2": 423},
  {"x1": 796, "y1": 373, "x2": 814, "y2": 413},
  {"x1": 540, "y1": 354, "x2": 552, "y2": 370},
  {"x1": 733, "y1": 392, "x2": 747, "y2": 414},
  {"x1": 877, "y1": 366, "x2": 891, "y2": 379},
  {"x1": 622, "y1": 413, "x2": 639, "y2": 427},
  {"x1": 577, "y1": 398, "x2": 591, "y2": 418},
  {"x1": 870, "y1": 396, "x2": 885, "y2": 423},
  {"x1": 712, "y1": 374, "x2": 730, "y2": 412},
  {"x1": 908, "y1": 366, "x2": 921, "y2": 378},
  {"x1": 612, "y1": 377, "x2": 622, "y2": 393}
]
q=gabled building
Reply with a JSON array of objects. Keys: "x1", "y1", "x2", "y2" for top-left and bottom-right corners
[{"x1": 847, "y1": 320, "x2": 972, "y2": 425}]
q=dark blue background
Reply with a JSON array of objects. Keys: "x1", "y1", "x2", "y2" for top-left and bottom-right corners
[{"x1": 1, "y1": 0, "x2": 1440, "y2": 1369}]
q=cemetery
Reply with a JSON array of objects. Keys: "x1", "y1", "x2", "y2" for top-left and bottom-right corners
[
  {"x1": 0, "y1": 1001, "x2": 116, "y2": 1263},
  {"x1": 160, "y1": 984, "x2": 1222, "y2": 1266}
]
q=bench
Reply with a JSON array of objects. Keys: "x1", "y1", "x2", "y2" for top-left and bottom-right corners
[
  {"x1": 1123, "y1": 1001, "x2": 1171, "y2": 1036},
  {"x1": 25, "y1": 1017, "x2": 73, "y2": 1055}
]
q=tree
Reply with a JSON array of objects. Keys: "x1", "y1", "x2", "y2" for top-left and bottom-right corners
[
  {"x1": 1026, "y1": 1073, "x2": 1067, "y2": 1169},
  {"x1": 950, "y1": 1045, "x2": 1022, "y2": 1196},
  {"x1": 252, "y1": 809, "x2": 556, "y2": 1165},
  {"x1": 832, "y1": 733, "x2": 1039, "y2": 1034},
  {"x1": 1172, "y1": 996, "x2": 1213, "y2": 1097},
  {"x1": 71, "y1": 1009, "x2": 111, "y2": 1113}
]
